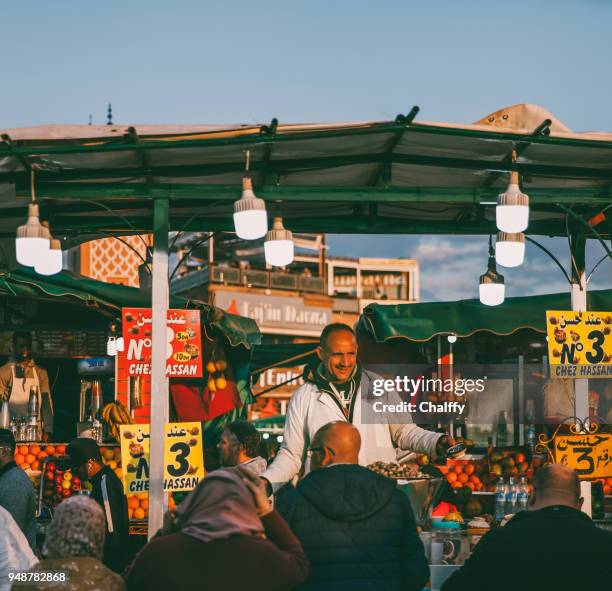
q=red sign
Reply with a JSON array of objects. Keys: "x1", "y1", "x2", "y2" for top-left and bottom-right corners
[{"x1": 121, "y1": 308, "x2": 203, "y2": 378}]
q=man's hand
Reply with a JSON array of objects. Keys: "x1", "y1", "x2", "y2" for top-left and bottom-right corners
[
  {"x1": 238, "y1": 465, "x2": 273, "y2": 517},
  {"x1": 435, "y1": 434, "x2": 456, "y2": 459}
]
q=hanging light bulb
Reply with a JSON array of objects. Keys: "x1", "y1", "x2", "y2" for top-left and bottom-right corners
[
  {"x1": 106, "y1": 337, "x2": 117, "y2": 357},
  {"x1": 496, "y1": 170, "x2": 529, "y2": 233},
  {"x1": 264, "y1": 217, "x2": 294, "y2": 266},
  {"x1": 116, "y1": 336, "x2": 125, "y2": 353},
  {"x1": 447, "y1": 334, "x2": 457, "y2": 344},
  {"x1": 16, "y1": 203, "x2": 51, "y2": 267},
  {"x1": 233, "y1": 177, "x2": 268, "y2": 239},
  {"x1": 34, "y1": 238, "x2": 63, "y2": 275},
  {"x1": 480, "y1": 237, "x2": 505, "y2": 306},
  {"x1": 495, "y1": 232, "x2": 525, "y2": 268}
]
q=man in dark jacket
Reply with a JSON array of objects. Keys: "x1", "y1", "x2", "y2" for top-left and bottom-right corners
[
  {"x1": 66, "y1": 437, "x2": 129, "y2": 573},
  {"x1": 276, "y1": 421, "x2": 429, "y2": 591},
  {"x1": 0, "y1": 429, "x2": 37, "y2": 548},
  {"x1": 442, "y1": 464, "x2": 612, "y2": 591}
]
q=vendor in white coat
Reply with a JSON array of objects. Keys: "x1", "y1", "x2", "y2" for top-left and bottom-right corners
[
  {"x1": 0, "y1": 331, "x2": 53, "y2": 438},
  {"x1": 262, "y1": 323, "x2": 453, "y2": 493}
]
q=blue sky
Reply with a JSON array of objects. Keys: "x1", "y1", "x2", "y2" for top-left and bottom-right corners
[{"x1": 2, "y1": 1, "x2": 611, "y2": 300}]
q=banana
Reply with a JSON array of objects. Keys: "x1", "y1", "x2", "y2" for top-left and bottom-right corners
[
  {"x1": 117, "y1": 403, "x2": 133, "y2": 424},
  {"x1": 110, "y1": 404, "x2": 123, "y2": 425}
]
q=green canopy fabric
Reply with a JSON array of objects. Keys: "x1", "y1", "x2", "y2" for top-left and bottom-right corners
[
  {"x1": 1, "y1": 115, "x2": 611, "y2": 239},
  {"x1": 0, "y1": 268, "x2": 261, "y2": 348},
  {"x1": 360, "y1": 288, "x2": 612, "y2": 342}
]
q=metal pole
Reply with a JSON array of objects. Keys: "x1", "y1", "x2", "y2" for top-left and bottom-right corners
[
  {"x1": 570, "y1": 235, "x2": 591, "y2": 516},
  {"x1": 148, "y1": 198, "x2": 169, "y2": 539}
]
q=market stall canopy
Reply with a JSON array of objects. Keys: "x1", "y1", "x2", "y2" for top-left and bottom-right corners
[
  {"x1": 359, "y1": 288, "x2": 612, "y2": 342},
  {"x1": 0, "y1": 268, "x2": 261, "y2": 348},
  {"x1": 1, "y1": 104, "x2": 611, "y2": 238}
]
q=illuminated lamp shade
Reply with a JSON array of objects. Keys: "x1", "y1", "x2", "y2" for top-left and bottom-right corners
[
  {"x1": 106, "y1": 337, "x2": 117, "y2": 357},
  {"x1": 115, "y1": 336, "x2": 125, "y2": 353},
  {"x1": 496, "y1": 171, "x2": 530, "y2": 233},
  {"x1": 264, "y1": 217, "x2": 294, "y2": 267},
  {"x1": 495, "y1": 232, "x2": 525, "y2": 268},
  {"x1": 34, "y1": 239, "x2": 63, "y2": 275},
  {"x1": 233, "y1": 177, "x2": 268, "y2": 240},
  {"x1": 15, "y1": 204, "x2": 51, "y2": 267},
  {"x1": 447, "y1": 334, "x2": 457, "y2": 344},
  {"x1": 479, "y1": 270, "x2": 505, "y2": 306}
]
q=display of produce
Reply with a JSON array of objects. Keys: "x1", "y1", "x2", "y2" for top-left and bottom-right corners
[
  {"x1": 367, "y1": 461, "x2": 427, "y2": 479},
  {"x1": 127, "y1": 492, "x2": 176, "y2": 521},
  {"x1": 40, "y1": 461, "x2": 83, "y2": 509}
]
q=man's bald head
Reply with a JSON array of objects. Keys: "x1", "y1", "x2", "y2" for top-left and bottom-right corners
[
  {"x1": 310, "y1": 422, "x2": 361, "y2": 470},
  {"x1": 530, "y1": 464, "x2": 582, "y2": 510}
]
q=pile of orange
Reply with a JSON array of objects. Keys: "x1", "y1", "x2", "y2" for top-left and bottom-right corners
[
  {"x1": 445, "y1": 463, "x2": 484, "y2": 492},
  {"x1": 14, "y1": 443, "x2": 66, "y2": 471},
  {"x1": 127, "y1": 492, "x2": 176, "y2": 520},
  {"x1": 100, "y1": 446, "x2": 123, "y2": 480}
]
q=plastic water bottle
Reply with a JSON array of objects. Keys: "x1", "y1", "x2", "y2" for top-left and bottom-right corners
[
  {"x1": 517, "y1": 476, "x2": 529, "y2": 511},
  {"x1": 494, "y1": 478, "x2": 507, "y2": 520},
  {"x1": 505, "y1": 477, "x2": 517, "y2": 515}
]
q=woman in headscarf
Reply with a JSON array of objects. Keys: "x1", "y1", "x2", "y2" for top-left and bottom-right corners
[
  {"x1": 125, "y1": 467, "x2": 309, "y2": 591},
  {"x1": 0, "y1": 506, "x2": 38, "y2": 591},
  {"x1": 19, "y1": 496, "x2": 125, "y2": 591}
]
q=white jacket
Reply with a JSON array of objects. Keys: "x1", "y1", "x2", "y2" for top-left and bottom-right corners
[{"x1": 262, "y1": 369, "x2": 442, "y2": 491}]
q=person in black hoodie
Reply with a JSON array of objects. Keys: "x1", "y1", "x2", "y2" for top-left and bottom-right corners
[
  {"x1": 442, "y1": 463, "x2": 612, "y2": 591},
  {"x1": 66, "y1": 437, "x2": 129, "y2": 573},
  {"x1": 275, "y1": 421, "x2": 429, "y2": 591}
]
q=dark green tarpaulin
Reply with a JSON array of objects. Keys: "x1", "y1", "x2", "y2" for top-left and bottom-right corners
[
  {"x1": 360, "y1": 289, "x2": 612, "y2": 343},
  {"x1": 0, "y1": 268, "x2": 261, "y2": 349}
]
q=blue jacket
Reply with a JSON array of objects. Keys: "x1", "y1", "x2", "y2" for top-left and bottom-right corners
[{"x1": 276, "y1": 464, "x2": 429, "y2": 591}]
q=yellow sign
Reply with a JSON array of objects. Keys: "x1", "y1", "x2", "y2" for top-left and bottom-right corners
[
  {"x1": 546, "y1": 310, "x2": 612, "y2": 379},
  {"x1": 119, "y1": 422, "x2": 204, "y2": 494},
  {"x1": 554, "y1": 433, "x2": 612, "y2": 479}
]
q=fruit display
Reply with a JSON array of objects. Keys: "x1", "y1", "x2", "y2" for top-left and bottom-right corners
[
  {"x1": 367, "y1": 461, "x2": 426, "y2": 479},
  {"x1": 444, "y1": 459, "x2": 487, "y2": 492},
  {"x1": 14, "y1": 443, "x2": 66, "y2": 472},
  {"x1": 102, "y1": 402, "x2": 133, "y2": 442},
  {"x1": 127, "y1": 492, "x2": 176, "y2": 521},
  {"x1": 100, "y1": 445, "x2": 124, "y2": 481},
  {"x1": 40, "y1": 460, "x2": 82, "y2": 508},
  {"x1": 592, "y1": 477, "x2": 612, "y2": 496},
  {"x1": 206, "y1": 350, "x2": 228, "y2": 393},
  {"x1": 488, "y1": 448, "x2": 533, "y2": 482}
]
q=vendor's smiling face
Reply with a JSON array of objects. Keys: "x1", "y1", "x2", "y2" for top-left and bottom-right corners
[{"x1": 318, "y1": 329, "x2": 357, "y2": 384}]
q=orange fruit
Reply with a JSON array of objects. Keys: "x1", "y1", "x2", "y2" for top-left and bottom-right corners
[
  {"x1": 606, "y1": 478, "x2": 612, "y2": 487},
  {"x1": 451, "y1": 481, "x2": 463, "y2": 489},
  {"x1": 603, "y1": 485, "x2": 611, "y2": 495},
  {"x1": 18, "y1": 445, "x2": 29, "y2": 456},
  {"x1": 25, "y1": 454, "x2": 36, "y2": 465},
  {"x1": 31, "y1": 461, "x2": 39, "y2": 471},
  {"x1": 103, "y1": 448, "x2": 115, "y2": 461},
  {"x1": 453, "y1": 465, "x2": 463, "y2": 474},
  {"x1": 21, "y1": 463, "x2": 30, "y2": 470},
  {"x1": 136, "y1": 492, "x2": 148, "y2": 501},
  {"x1": 14, "y1": 453, "x2": 25, "y2": 465},
  {"x1": 464, "y1": 464, "x2": 475, "y2": 476},
  {"x1": 447, "y1": 472, "x2": 458, "y2": 483},
  {"x1": 133, "y1": 507, "x2": 145, "y2": 520},
  {"x1": 114, "y1": 468, "x2": 123, "y2": 479},
  {"x1": 29, "y1": 445, "x2": 41, "y2": 457},
  {"x1": 128, "y1": 508, "x2": 134, "y2": 520},
  {"x1": 45, "y1": 445, "x2": 56, "y2": 456},
  {"x1": 458, "y1": 473, "x2": 469, "y2": 484},
  {"x1": 465, "y1": 481, "x2": 475, "y2": 491},
  {"x1": 128, "y1": 497, "x2": 140, "y2": 509},
  {"x1": 55, "y1": 444, "x2": 66, "y2": 455},
  {"x1": 140, "y1": 499, "x2": 149, "y2": 510},
  {"x1": 37, "y1": 451, "x2": 47, "y2": 460},
  {"x1": 469, "y1": 475, "x2": 481, "y2": 485}
]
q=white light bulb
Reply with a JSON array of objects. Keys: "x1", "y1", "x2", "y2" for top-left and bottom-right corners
[
  {"x1": 115, "y1": 337, "x2": 125, "y2": 352},
  {"x1": 106, "y1": 337, "x2": 117, "y2": 357},
  {"x1": 264, "y1": 217, "x2": 294, "y2": 266},
  {"x1": 34, "y1": 240, "x2": 62, "y2": 275},
  {"x1": 233, "y1": 178, "x2": 268, "y2": 240},
  {"x1": 479, "y1": 282, "x2": 505, "y2": 306},
  {"x1": 495, "y1": 232, "x2": 525, "y2": 267},
  {"x1": 16, "y1": 204, "x2": 51, "y2": 267},
  {"x1": 496, "y1": 172, "x2": 529, "y2": 233},
  {"x1": 447, "y1": 334, "x2": 457, "y2": 344}
]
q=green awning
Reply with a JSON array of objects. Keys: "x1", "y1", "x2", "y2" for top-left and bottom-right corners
[
  {"x1": 360, "y1": 288, "x2": 612, "y2": 343},
  {"x1": 0, "y1": 268, "x2": 261, "y2": 349}
]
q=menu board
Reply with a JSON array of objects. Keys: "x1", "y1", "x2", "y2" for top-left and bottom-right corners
[
  {"x1": 546, "y1": 311, "x2": 612, "y2": 378},
  {"x1": 119, "y1": 422, "x2": 204, "y2": 493},
  {"x1": 120, "y1": 308, "x2": 203, "y2": 380}
]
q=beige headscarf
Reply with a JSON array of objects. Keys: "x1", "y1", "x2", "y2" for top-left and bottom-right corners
[{"x1": 172, "y1": 468, "x2": 264, "y2": 543}]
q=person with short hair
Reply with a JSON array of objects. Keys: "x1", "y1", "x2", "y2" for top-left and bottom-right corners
[
  {"x1": 216, "y1": 421, "x2": 267, "y2": 475},
  {"x1": 442, "y1": 464, "x2": 612, "y2": 590},
  {"x1": 262, "y1": 323, "x2": 453, "y2": 492},
  {"x1": 0, "y1": 332, "x2": 53, "y2": 437},
  {"x1": 65, "y1": 437, "x2": 129, "y2": 573},
  {"x1": 19, "y1": 496, "x2": 125, "y2": 591},
  {"x1": 276, "y1": 421, "x2": 429, "y2": 591},
  {"x1": 0, "y1": 428, "x2": 37, "y2": 548}
]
